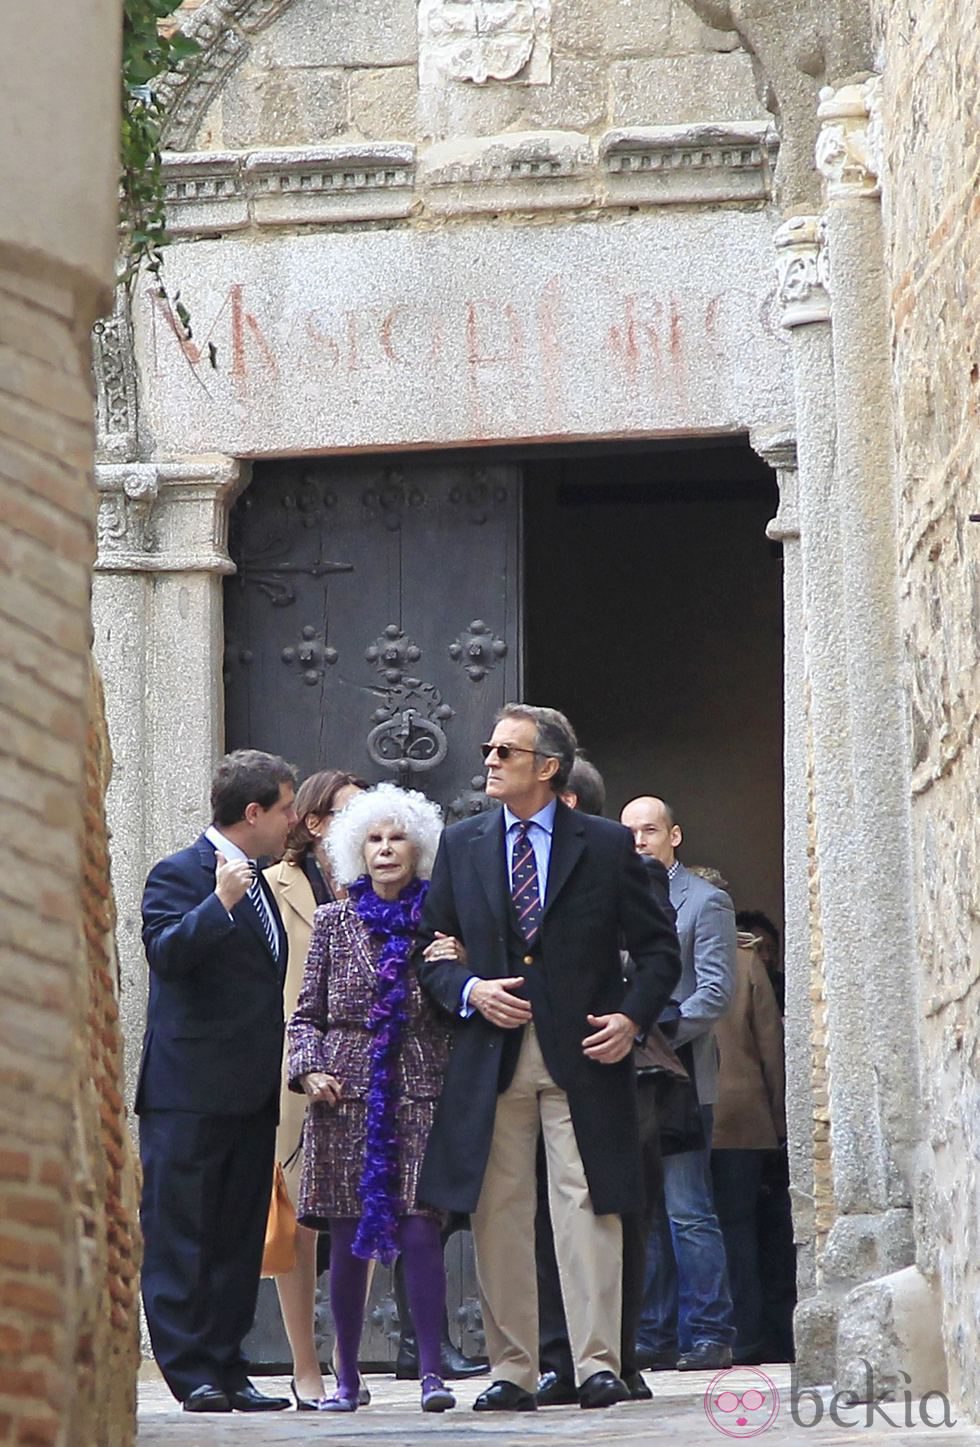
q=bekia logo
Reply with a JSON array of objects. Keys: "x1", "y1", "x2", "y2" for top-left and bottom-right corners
[{"x1": 704, "y1": 1367, "x2": 781, "y2": 1438}]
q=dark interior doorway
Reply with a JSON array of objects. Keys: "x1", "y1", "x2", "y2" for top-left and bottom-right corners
[{"x1": 523, "y1": 439, "x2": 783, "y2": 931}]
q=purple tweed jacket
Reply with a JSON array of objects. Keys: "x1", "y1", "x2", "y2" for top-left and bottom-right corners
[{"x1": 287, "y1": 898, "x2": 450, "y2": 1101}]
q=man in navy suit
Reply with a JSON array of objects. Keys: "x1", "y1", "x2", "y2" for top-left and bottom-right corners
[
  {"x1": 137, "y1": 749, "x2": 298, "y2": 1412},
  {"x1": 417, "y1": 706, "x2": 681, "y2": 1412}
]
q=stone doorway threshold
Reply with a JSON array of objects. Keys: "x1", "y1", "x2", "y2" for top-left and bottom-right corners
[{"x1": 137, "y1": 1364, "x2": 980, "y2": 1444}]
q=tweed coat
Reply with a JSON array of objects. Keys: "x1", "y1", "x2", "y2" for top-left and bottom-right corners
[
  {"x1": 287, "y1": 898, "x2": 451, "y2": 1222},
  {"x1": 416, "y1": 801, "x2": 682, "y2": 1216}
]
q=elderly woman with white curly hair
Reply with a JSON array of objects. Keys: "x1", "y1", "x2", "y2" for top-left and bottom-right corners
[{"x1": 287, "y1": 782, "x2": 458, "y2": 1415}]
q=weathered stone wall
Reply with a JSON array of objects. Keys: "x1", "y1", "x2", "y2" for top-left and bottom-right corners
[
  {"x1": 0, "y1": 0, "x2": 137, "y2": 1442},
  {"x1": 171, "y1": 0, "x2": 764, "y2": 152},
  {"x1": 878, "y1": 0, "x2": 980, "y2": 1416}
]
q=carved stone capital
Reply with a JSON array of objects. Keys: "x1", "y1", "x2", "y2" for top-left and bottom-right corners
[
  {"x1": 774, "y1": 214, "x2": 831, "y2": 328},
  {"x1": 95, "y1": 455, "x2": 248, "y2": 574},
  {"x1": 816, "y1": 76, "x2": 882, "y2": 201},
  {"x1": 752, "y1": 427, "x2": 800, "y2": 541},
  {"x1": 92, "y1": 291, "x2": 138, "y2": 462},
  {"x1": 418, "y1": 0, "x2": 552, "y2": 88}
]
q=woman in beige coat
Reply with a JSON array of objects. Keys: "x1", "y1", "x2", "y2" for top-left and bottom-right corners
[
  {"x1": 264, "y1": 768, "x2": 366, "y2": 1408},
  {"x1": 710, "y1": 930, "x2": 786, "y2": 1364}
]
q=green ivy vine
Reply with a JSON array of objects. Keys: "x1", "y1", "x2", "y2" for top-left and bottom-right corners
[{"x1": 121, "y1": 0, "x2": 199, "y2": 326}]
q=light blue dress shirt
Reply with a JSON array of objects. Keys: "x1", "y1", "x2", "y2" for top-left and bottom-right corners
[{"x1": 459, "y1": 799, "x2": 557, "y2": 1014}]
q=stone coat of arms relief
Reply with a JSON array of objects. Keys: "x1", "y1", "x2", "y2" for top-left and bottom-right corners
[{"x1": 418, "y1": 0, "x2": 552, "y2": 86}]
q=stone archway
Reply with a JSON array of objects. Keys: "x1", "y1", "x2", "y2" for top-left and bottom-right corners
[{"x1": 94, "y1": 0, "x2": 945, "y2": 1406}]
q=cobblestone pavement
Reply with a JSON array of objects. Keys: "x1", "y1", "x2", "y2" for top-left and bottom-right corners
[{"x1": 138, "y1": 1365, "x2": 980, "y2": 1445}]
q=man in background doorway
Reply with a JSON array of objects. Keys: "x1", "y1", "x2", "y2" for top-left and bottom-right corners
[{"x1": 620, "y1": 796, "x2": 737, "y2": 1372}]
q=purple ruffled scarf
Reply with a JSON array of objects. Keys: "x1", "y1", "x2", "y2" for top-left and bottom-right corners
[{"x1": 347, "y1": 874, "x2": 429, "y2": 1263}]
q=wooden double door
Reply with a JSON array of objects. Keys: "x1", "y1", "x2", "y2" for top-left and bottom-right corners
[
  {"x1": 226, "y1": 456, "x2": 521, "y2": 1368},
  {"x1": 225, "y1": 456, "x2": 522, "y2": 818}
]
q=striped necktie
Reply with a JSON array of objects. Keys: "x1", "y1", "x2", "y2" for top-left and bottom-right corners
[
  {"x1": 511, "y1": 821, "x2": 542, "y2": 944},
  {"x1": 247, "y1": 872, "x2": 278, "y2": 959}
]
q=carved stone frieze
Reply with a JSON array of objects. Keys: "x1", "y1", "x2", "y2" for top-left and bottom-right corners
[
  {"x1": 419, "y1": 130, "x2": 592, "y2": 215},
  {"x1": 95, "y1": 455, "x2": 247, "y2": 574},
  {"x1": 418, "y1": 0, "x2": 552, "y2": 88},
  {"x1": 815, "y1": 76, "x2": 882, "y2": 202},
  {"x1": 774, "y1": 214, "x2": 831, "y2": 328},
  {"x1": 92, "y1": 291, "x2": 138, "y2": 462},
  {"x1": 245, "y1": 145, "x2": 417, "y2": 226},
  {"x1": 162, "y1": 152, "x2": 249, "y2": 235},
  {"x1": 161, "y1": 145, "x2": 417, "y2": 234},
  {"x1": 601, "y1": 123, "x2": 778, "y2": 207}
]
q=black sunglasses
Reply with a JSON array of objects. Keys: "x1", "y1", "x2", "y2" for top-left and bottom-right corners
[{"x1": 480, "y1": 742, "x2": 557, "y2": 761}]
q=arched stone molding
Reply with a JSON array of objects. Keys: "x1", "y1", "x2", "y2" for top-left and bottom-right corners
[{"x1": 157, "y1": 0, "x2": 303, "y2": 150}]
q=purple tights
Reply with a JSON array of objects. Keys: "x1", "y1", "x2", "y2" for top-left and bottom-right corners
[{"x1": 329, "y1": 1215, "x2": 445, "y2": 1395}]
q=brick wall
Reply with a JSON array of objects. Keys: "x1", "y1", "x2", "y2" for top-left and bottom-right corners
[
  {"x1": 0, "y1": 252, "x2": 139, "y2": 1445},
  {"x1": 879, "y1": 0, "x2": 980, "y2": 1415}
]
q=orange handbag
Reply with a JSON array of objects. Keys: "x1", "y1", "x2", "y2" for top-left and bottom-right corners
[{"x1": 260, "y1": 1161, "x2": 297, "y2": 1277}]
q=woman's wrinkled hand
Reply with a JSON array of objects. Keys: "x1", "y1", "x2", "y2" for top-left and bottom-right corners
[
  {"x1": 422, "y1": 931, "x2": 468, "y2": 966},
  {"x1": 300, "y1": 1072, "x2": 342, "y2": 1105}
]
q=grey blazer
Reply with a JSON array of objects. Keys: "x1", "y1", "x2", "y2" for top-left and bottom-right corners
[{"x1": 664, "y1": 863, "x2": 736, "y2": 1107}]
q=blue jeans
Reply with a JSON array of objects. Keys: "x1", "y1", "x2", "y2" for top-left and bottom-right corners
[{"x1": 637, "y1": 1106, "x2": 736, "y2": 1354}]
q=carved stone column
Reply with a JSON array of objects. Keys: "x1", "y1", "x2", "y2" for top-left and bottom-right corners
[
  {"x1": 772, "y1": 212, "x2": 872, "y2": 1381},
  {"x1": 814, "y1": 74, "x2": 930, "y2": 1399},
  {"x1": 92, "y1": 454, "x2": 248, "y2": 1099},
  {"x1": 751, "y1": 426, "x2": 817, "y2": 1292}
]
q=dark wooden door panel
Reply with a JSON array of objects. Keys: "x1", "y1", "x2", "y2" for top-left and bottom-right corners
[{"x1": 224, "y1": 458, "x2": 521, "y2": 816}]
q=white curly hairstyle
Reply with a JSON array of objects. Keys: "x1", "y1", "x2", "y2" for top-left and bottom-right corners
[{"x1": 327, "y1": 781, "x2": 443, "y2": 886}]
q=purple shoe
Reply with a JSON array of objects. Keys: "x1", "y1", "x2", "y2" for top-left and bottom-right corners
[
  {"x1": 421, "y1": 1374, "x2": 456, "y2": 1413},
  {"x1": 318, "y1": 1390, "x2": 358, "y2": 1413}
]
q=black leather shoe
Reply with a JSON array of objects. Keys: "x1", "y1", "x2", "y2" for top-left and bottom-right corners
[
  {"x1": 676, "y1": 1342, "x2": 733, "y2": 1372},
  {"x1": 290, "y1": 1378, "x2": 320, "y2": 1411},
  {"x1": 473, "y1": 1381, "x2": 537, "y2": 1412},
  {"x1": 578, "y1": 1370, "x2": 630, "y2": 1408},
  {"x1": 440, "y1": 1337, "x2": 490, "y2": 1379},
  {"x1": 634, "y1": 1346, "x2": 678, "y2": 1371},
  {"x1": 396, "y1": 1331, "x2": 489, "y2": 1380},
  {"x1": 226, "y1": 1384, "x2": 291, "y2": 1411},
  {"x1": 182, "y1": 1385, "x2": 231, "y2": 1413},
  {"x1": 536, "y1": 1370, "x2": 578, "y2": 1406},
  {"x1": 623, "y1": 1370, "x2": 653, "y2": 1401}
]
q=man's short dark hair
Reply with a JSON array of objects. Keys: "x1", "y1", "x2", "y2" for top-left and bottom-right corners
[
  {"x1": 566, "y1": 752, "x2": 606, "y2": 815},
  {"x1": 210, "y1": 749, "x2": 298, "y2": 827},
  {"x1": 495, "y1": 704, "x2": 577, "y2": 792}
]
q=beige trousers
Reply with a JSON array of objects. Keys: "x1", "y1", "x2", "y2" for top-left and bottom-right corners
[{"x1": 471, "y1": 1023, "x2": 623, "y2": 1392}]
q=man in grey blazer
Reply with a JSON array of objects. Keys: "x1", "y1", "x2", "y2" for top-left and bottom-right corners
[{"x1": 620, "y1": 796, "x2": 737, "y2": 1373}]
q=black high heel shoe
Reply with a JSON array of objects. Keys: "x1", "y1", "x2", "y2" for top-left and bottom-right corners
[{"x1": 289, "y1": 1379, "x2": 320, "y2": 1411}]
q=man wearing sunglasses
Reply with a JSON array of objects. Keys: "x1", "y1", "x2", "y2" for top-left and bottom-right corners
[{"x1": 417, "y1": 704, "x2": 681, "y2": 1411}]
